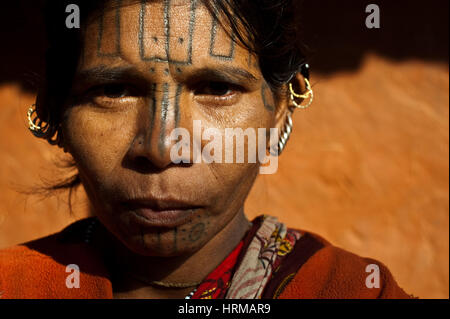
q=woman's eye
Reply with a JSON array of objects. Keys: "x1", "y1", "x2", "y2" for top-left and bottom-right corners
[
  {"x1": 195, "y1": 82, "x2": 234, "y2": 96},
  {"x1": 84, "y1": 83, "x2": 135, "y2": 100},
  {"x1": 77, "y1": 83, "x2": 140, "y2": 107},
  {"x1": 101, "y1": 83, "x2": 132, "y2": 98}
]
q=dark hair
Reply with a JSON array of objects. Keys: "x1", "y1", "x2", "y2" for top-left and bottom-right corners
[{"x1": 35, "y1": 0, "x2": 307, "y2": 204}]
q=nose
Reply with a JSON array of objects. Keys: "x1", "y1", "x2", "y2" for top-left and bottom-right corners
[{"x1": 127, "y1": 83, "x2": 186, "y2": 170}]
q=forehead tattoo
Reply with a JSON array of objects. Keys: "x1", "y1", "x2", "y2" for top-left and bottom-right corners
[
  {"x1": 96, "y1": 0, "x2": 238, "y2": 65},
  {"x1": 209, "y1": 7, "x2": 235, "y2": 61},
  {"x1": 97, "y1": 0, "x2": 122, "y2": 57},
  {"x1": 138, "y1": 0, "x2": 198, "y2": 64}
]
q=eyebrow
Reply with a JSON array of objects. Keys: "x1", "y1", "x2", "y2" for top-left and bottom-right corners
[
  {"x1": 74, "y1": 65, "x2": 260, "y2": 86},
  {"x1": 75, "y1": 65, "x2": 148, "y2": 84},
  {"x1": 186, "y1": 67, "x2": 259, "y2": 84}
]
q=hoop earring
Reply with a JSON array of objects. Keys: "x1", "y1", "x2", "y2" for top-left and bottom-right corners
[
  {"x1": 27, "y1": 104, "x2": 48, "y2": 138},
  {"x1": 271, "y1": 78, "x2": 314, "y2": 156},
  {"x1": 289, "y1": 78, "x2": 314, "y2": 109},
  {"x1": 270, "y1": 111, "x2": 293, "y2": 156}
]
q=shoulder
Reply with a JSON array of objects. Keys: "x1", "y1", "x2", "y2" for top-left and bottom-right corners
[
  {"x1": 276, "y1": 229, "x2": 414, "y2": 299},
  {"x1": 0, "y1": 218, "x2": 111, "y2": 299},
  {"x1": 0, "y1": 218, "x2": 96, "y2": 266}
]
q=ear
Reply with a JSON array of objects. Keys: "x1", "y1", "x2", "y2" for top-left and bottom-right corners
[
  {"x1": 272, "y1": 72, "x2": 308, "y2": 133},
  {"x1": 269, "y1": 72, "x2": 309, "y2": 153}
]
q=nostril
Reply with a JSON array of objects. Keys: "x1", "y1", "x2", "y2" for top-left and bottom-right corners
[
  {"x1": 134, "y1": 156, "x2": 149, "y2": 168},
  {"x1": 126, "y1": 133, "x2": 182, "y2": 172},
  {"x1": 135, "y1": 156, "x2": 149, "y2": 165},
  {"x1": 132, "y1": 156, "x2": 163, "y2": 174}
]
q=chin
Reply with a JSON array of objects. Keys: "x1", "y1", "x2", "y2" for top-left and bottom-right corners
[
  {"x1": 123, "y1": 235, "x2": 199, "y2": 257},
  {"x1": 96, "y1": 206, "x2": 212, "y2": 257}
]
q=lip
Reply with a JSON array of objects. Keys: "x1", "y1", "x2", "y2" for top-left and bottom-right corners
[{"x1": 120, "y1": 198, "x2": 200, "y2": 228}]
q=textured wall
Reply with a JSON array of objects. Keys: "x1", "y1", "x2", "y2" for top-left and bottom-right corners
[
  {"x1": 246, "y1": 55, "x2": 449, "y2": 299},
  {"x1": 0, "y1": 0, "x2": 448, "y2": 298}
]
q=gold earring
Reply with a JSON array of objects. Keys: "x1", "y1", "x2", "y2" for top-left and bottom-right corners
[
  {"x1": 27, "y1": 104, "x2": 48, "y2": 138},
  {"x1": 289, "y1": 78, "x2": 314, "y2": 109},
  {"x1": 271, "y1": 78, "x2": 314, "y2": 156}
]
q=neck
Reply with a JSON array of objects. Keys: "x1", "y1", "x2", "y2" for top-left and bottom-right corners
[{"x1": 97, "y1": 208, "x2": 251, "y2": 298}]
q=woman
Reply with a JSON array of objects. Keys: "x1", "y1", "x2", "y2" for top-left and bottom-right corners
[{"x1": 0, "y1": 0, "x2": 411, "y2": 299}]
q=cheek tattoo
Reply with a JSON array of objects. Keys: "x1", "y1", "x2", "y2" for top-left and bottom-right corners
[
  {"x1": 247, "y1": 52, "x2": 258, "y2": 69},
  {"x1": 139, "y1": 213, "x2": 211, "y2": 253},
  {"x1": 261, "y1": 82, "x2": 275, "y2": 112},
  {"x1": 179, "y1": 214, "x2": 211, "y2": 251},
  {"x1": 188, "y1": 223, "x2": 206, "y2": 242}
]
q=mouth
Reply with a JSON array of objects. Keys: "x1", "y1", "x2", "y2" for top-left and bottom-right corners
[{"x1": 120, "y1": 198, "x2": 202, "y2": 228}]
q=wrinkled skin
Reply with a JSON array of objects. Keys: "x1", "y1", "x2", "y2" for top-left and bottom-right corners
[{"x1": 62, "y1": 0, "x2": 303, "y2": 298}]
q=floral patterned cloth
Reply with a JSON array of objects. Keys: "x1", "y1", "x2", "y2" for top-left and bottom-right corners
[{"x1": 192, "y1": 215, "x2": 302, "y2": 299}]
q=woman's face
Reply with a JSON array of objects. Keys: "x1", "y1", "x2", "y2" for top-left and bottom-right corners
[{"x1": 63, "y1": 0, "x2": 281, "y2": 256}]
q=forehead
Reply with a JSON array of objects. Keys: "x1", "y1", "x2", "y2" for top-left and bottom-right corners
[{"x1": 81, "y1": 0, "x2": 254, "y2": 72}]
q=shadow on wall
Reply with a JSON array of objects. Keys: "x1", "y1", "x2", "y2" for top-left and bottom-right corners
[
  {"x1": 0, "y1": 0, "x2": 448, "y2": 92},
  {"x1": 299, "y1": 0, "x2": 449, "y2": 73}
]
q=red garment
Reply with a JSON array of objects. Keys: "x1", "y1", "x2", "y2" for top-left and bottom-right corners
[{"x1": 191, "y1": 241, "x2": 244, "y2": 299}]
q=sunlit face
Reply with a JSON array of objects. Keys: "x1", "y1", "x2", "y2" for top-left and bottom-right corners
[{"x1": 62, "y1": 0, "x2": 280, "y2": 256}]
